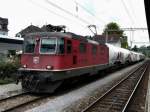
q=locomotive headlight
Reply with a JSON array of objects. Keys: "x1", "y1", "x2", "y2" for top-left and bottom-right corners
[
  {"x1": 46, "y1": 65, "x2": 52, "y2": 69},
  {"x1": 23, "y1": 64, "x2": 27, "y2": 68}
]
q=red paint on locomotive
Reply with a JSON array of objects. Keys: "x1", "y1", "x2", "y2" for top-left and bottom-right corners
[{"x1": 21, "y1": 33, "x2": 109, "y2": 71}]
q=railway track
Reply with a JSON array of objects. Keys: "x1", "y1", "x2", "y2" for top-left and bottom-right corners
[
  {"x1": 81, "y1": 61, "x2": 149, "y2": 112},
  {"x1": 0, "y1": 91, "x2": 28, "y2": 101},
  {"x1": 0, "y1": 92, "x2": 48, "y2": 112}
]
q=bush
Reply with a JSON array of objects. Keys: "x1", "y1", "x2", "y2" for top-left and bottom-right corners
[{"x1": 0, "y1": 56, "x2": 20, "y2": 79}]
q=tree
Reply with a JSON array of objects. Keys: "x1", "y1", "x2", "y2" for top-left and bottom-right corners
[
  {"x1": 102, "y1": 22, "x2": 124, "y2": 36},
  {"x1": 121, "y1": 36, "x2": 128, "y2": 48},
  {"x1": 102, "y1": 22, "x2": 128, "y2": 48},
  {"x1": 132, "y1": 45, "x2": 138, "y2": 51},
  {"x1": 147, "y1": 45, "x2": 150, "y2": 50}
]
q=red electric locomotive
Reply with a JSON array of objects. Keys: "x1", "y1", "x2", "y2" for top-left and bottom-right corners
[{"x1": 18, "y1": 32, "x2": 109, "y2": 93}]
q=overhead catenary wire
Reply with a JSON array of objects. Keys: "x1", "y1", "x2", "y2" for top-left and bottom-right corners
[
  {"x1": 45, "y1": 0, "x2": 92, "y2": 25},
  {"x1": 122, "y1": 0, "x2": 143, "y2": 28},
  {"x1": 26, "y1": 0, "x2": 88, "y2": 30},
  {"x1": 27, "y1": 0, "x2": 70, "y2": 21},
  {"x1": 120, "y1": 0, "x2": 135, "y2": 27},
  {"x1": 73, "y1": 0, "x2": 106, "y2": 24}
]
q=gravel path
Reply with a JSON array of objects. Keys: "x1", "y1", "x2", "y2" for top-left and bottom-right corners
[
  {"x1": 0, "y1": 83, "x2": 22, "y2": 99},
  {"x1": 0, "y1": 83, "x2": 21, "y2": 95}
]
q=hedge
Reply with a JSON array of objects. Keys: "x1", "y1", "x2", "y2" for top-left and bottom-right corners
[{"x1": 0, "y1": 57, "x2": 20, "y2": 80}]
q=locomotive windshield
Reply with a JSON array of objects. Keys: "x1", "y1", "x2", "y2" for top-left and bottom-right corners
[
  {"x1": 24, "y1": 38, "x2": 35, "y2": 53},
  {"x1": 24, "y1": 37, "x2": 65, "y2": 54},
  {"x1": 40, "y1": 37, "x2": 65, "y2": 54},
  {"x1": 40, "y1": 38, "x2": 57, "y2": 53}
]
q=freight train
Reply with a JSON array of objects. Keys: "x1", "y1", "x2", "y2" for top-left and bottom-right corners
[{"x1": 17, "y1": 32, "x2": 145, "y2": 93}]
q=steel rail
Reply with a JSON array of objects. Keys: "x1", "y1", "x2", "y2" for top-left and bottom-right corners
[
  {"x1": 1, "y1": 95, "x2": 48, "y2": 112},
  {"x1": 121, "y1": 64, "x2": 148, "y2": 112},
  {"x1": 81, "y1": 62, "x2": 147, "y2": 112},
  {"x1": 0, "y1": 92, "x2": 28, "y2": 102}
]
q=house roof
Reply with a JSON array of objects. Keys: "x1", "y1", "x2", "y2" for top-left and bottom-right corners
[
  {"x1": 16, "y1": 24, "x2": 66, "y2": 37},
  {"x1": 16, "y1": 25, "x2": 43, "y2": 37}
]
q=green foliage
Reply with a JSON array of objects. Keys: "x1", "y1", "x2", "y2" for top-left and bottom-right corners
[
  {"x1": 102, "y1": 22, "x2": 124, "y2": 37},
  {"x1": 132, "y1": 45, "x2": 138, "y2": 52},
  {"x1": 0, "y1": 78, "x2": 14, "y2": 85},
  {"x1": 102, "y1": 22, "x2": 128, "y2": 48},
  {"x1": 131, "y1": 45, "x2": 150, "y2": 57},
  {"x1": 121, "y1": 36, "x2": 128, "y2": 49},
  {"x1": 0, "y1": 56, "x2": 20, "y2": 80}
]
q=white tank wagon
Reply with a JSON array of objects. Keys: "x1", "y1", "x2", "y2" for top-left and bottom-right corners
[
  {"x1": 130, "y1": 51, "x2": 140, "y2": 62},
  {"x1": 139, "y1": 53, "x2": 145, "y2": 60},
  {"x1": 117, "y1": 47, "x2": 131, "y2": 64},
  {"x1": 105, "y1": 43, "x2": 146, "y2": 67},
  {"x1": 106, "y1": 44, "x2": 120, "y2": 66},
  {"x1": 106, "y1": 44, "x2": 131, "y2": 66},
  {"x1": 135, "y1": 52, "x2": 145, "y2": 61}
]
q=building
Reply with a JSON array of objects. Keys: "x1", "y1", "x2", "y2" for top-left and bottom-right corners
[
  {"x1": 0, "y1": 34, "x2": 23, "y2": 56},
  {"x1": 16, "y1": 24, "x2": 66, "y2": 38},
  {"x1": 16, "y1": 25, "x2": 42, "y2": 38},
  {"x1": 0, "y1": 17, "x2": 23, "y2": 57},
  {"x1": 94, "y1": 34, "x2": 121, "y2": 47},
  {"x1": 0, "y1": 17, "x2": 8, "y2": 35}
]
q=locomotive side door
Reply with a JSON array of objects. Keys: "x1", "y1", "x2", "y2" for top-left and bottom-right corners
[
  {"x1": 72, "y1": 41, "x2": 78, "y2": 65},
  {"x1": 66, "y1": 39, "x2": 77, "y2": 66}
]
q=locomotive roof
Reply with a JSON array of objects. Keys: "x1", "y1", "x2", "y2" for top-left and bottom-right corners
[
  {"x1": 26, "y1": 32, "x2": 99, "y2": 45},
  {"x1": 26, "y1": 32, "x2": 72, "y2": 38}
]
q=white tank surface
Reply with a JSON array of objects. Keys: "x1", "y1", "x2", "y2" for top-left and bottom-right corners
[
  {"x1": 106, "y1": 44, "x2": 130, "y2": 65},
  {"x1": 106, "y1": 44, "x2": 119, "y2": 66},
  {"x1": 130, "y1": 51, "x2": 139, "y2": 62},
  {"x1": 139, "y1": 53, "x2": 145, "y2": 60},
  {"x1": 130, "y1": 51, "x2": 145, "y2": 62}
]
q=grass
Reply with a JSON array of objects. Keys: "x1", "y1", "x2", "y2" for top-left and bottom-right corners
[{"x1": 0, "y1": 78, "x2": 14, "y2": 85}]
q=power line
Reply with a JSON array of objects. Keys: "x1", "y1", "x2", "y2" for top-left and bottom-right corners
[
  {"x1": 27, "y1": 0, "x2": 70, "y2": 21},
  {"x1": 27, "y1": 0, "x2": 87, "y2": 30},
  {"x1": 73, "y1": 0, "x2": 106, "y2": 24},
  {"x1": 45, "y1": 0, "x2": 91, "y2": 25},
  {"x1": 120, "y1": 0, "x2": 135, "y2": 27},
  {"x1": 132, "y1": 41, "x2": 150, "y2": 44}
]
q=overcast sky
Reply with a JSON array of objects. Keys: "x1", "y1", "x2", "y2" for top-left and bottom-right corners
[{"x1": 0, "y1": 0, "x2": 149, "y2": 47}]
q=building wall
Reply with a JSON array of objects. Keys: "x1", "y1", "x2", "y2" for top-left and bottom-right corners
[
  {"x1": 109, "y1": 40, "x2": 121, "y2": 47},
  {"x1": 0, "y1": 42, "x2": 22, "y2": 54},
  {"x1": 0, "y1": 31, "x2": 8, "y2": 35},
  {"x1": 0, "y1": 17, "x2": 8, "y2": 36}
]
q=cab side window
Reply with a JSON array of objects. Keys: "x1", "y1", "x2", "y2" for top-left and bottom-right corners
[
  {"x1": 58, "y1": 38, "x2": 65, "y2": 54},
  {"x1": 92, "y1": 45, "x2": 97, "y2": 55},
  {"x1": 67, "y1": 40, "x2": 72, "y2": 53},
  {"x1": 79, "y1": 43, "x2": 86, "y2": 53}
]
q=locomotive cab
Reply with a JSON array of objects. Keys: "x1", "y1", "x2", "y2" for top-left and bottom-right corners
[{"x1": 22, "y1": 34, "x2": 67, "y2": 70}]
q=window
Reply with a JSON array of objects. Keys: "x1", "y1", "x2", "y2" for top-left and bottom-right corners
[
  {"x1": 100, "y1": 46, "x2": 105, "y2": 54},
  {"x1": 40, "y1": 38, "x2": 56, "y2": 53},
  {"x1": 79, "y1": 43, "x2": 86, "y2": 53},
  {"x1": 67, "y1": 40, "x2": 72, "y2": 53},
  {"x1": 24, "y1": 38, "x2": 35, "y2": 53},
  {"x1": 57, "y1": 38, "x2": 65, "y2": 54},
  {"x1": 92, "y1": 45, "x2": 97, "y2": 55}
]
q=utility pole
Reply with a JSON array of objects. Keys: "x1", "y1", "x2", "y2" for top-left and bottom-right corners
[{"x1": 105, "y1": 27, "x2": 148, "y2": 46}]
